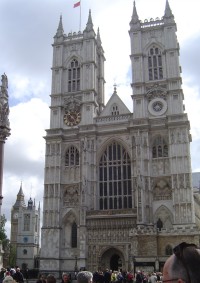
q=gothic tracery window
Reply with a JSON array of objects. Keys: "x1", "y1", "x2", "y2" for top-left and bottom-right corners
[
  {"x1": 65, "y1": 146, "x2": 79, "y2": 166},
  {"x1": 152, "y1": 136, "x2": 168, "y2": 158},
  {"x1": 68, "y1": 59, "x2": 80, "y2": 92},
  {"x1": 99, "y1": 141, "x2": 132, "y2": 210},
  {"x1": 148, "y1": 47, "x2": 163, "y2": 81}
]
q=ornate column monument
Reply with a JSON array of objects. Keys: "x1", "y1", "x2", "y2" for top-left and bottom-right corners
[
  {"x1": 0, "y1": 73, "x2": 10, "y2": 268},
  {"x1": 0, "y1": 73, "x2": 10, "y2": 216}
]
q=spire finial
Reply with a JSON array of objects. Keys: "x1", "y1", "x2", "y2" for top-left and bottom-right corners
[{"x1": 19, "y1": 181, "x2": 23, "y2": 193}]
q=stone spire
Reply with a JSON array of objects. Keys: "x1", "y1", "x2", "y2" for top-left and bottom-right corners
[
  {"x1": 130, "y1": 1, "x2": 140, "y2": 30},
  {"x1": 85, "y1": 10, "x2": 94, "y2": 32},
  {"x1": 55, "y1": 15, "x2": 64, "y2": 38},
  {"x1": 13, "y1": 182, "x2": 26, "y2": 208},
  {"x1": 163, "y1": 0, "x2": 175, "y2": 23},
  {"x1": 97, "y1": 27, "x2": 102, "y2": 45}
]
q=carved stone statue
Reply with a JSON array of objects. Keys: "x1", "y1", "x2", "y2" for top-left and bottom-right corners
[{"x1": 1, "y1": 73, "x2": 8, "y2": 89}]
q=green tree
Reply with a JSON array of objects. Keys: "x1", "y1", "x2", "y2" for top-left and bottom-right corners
[
  {"x1": 0, "y1": 214, "x2": 17, "y2": 266},
  {"x1": 0, "y1": 214, "x2": 7, "y2": 242}
]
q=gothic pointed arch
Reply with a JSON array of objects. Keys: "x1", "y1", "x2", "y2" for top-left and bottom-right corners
[
  {"x1": 98, "y1": 140, "x2": 132, "y2": 210},
  {"x1": 99, "y1": 247, "x2": 125, "y2": 272},
  {"x1": 154, "y1": 205, "x2": 173, "y2": 229},
  {"x1": 62, "y1": 209, "x2": 78, "y2": 249},
  {"x1": 144, "y1": 41, "x2": 165, "y2": 54}
]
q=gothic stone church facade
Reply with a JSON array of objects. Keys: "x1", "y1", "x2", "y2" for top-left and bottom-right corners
[{"x1": 40, "y1": 1, "x2": 200, "y2": 275}]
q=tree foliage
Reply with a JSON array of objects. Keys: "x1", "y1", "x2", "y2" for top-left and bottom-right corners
[{"x1": 0, "y1": 214, "x2": 7, "y2": 241}]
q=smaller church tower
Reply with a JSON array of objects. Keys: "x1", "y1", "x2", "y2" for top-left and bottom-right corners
[{"x1": 10, "y1": 185, "x2": 40, "y2": 270}]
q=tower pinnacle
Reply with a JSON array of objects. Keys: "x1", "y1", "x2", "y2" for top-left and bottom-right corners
[
  {"x1": 55, "y1": 15, "x2": 64, "y2": 37},
  {"x1": 130, "y1": 1, "x2": 140, "y2": 30},
  {"x1": 97, "y1": 27, "x2": 102, "y2": 45},
  {"x1": 164, "y1": 0, "x2": 174, "y2": 22},
  {"x1": 85, "y1": 9, "x2": 94, "y2": 32}
]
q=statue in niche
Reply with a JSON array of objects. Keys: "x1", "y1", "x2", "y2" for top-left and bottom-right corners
[{"x1": 82, "y1": 136, "x2": 87, "y2": 152}]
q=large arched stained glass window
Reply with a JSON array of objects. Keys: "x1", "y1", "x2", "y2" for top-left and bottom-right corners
[{"x1": 99, "y1": 141, "x2": 132, "y2": 210}]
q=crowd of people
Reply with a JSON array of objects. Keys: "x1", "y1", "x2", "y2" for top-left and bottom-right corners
[
  {"x1": 92, "y1": 270, "x2": 162, "y2": 283},
  {"x1": 1, "y1": 242, "x2": 200, "y2": 283},
  {"x1": 0, "y1": 267, "x2": 25, "y2": 283}
]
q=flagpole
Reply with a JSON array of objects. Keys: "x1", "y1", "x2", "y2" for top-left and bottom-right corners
[{"x1": 79, "y1": 0, "x2": 82, "y2": 31}]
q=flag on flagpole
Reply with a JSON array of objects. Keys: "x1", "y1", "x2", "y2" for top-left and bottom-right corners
[{"x1": 73, "y1": 1, "x2": 80, "y2": 8}]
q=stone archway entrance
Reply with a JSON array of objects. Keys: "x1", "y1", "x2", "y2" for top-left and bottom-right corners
[
  {"x1": 100, "y1": 248, "x2": 124, "y2": 271},
  {"x1": 110, "y1": 254, "x2": 120, "y2": 271}
]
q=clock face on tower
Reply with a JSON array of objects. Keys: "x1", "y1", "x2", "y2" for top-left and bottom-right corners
[
  {"x1": 64, "y1": 110, "x2": 81, "y2": 126},
  {"x1": 148, "y1": 97, "x2": 167, "y2": 116}
]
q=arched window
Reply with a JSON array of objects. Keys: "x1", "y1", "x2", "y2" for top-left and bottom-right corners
[
  {"x1": 23, "y1": 249, "x2": 27, "y2": 255},
  {"x1": 71, "y1": 222, "x2": 77, "y2": 248},
  {"x1": 148, "y1": 47, "x2": 163, "y2": 81},
  {"x1": 152, "y1": 136, "x2": 168, "y2": 158},
  {"x1": 99, "y1": 141, "x2": 132, "y2": 210},
  {"x1": 65, "y1": 146, "x2": 79, "y2": 166},
  {"x1": 68, "y1": 59, "x2": 80, "y2": 92},
  {"x1": 165, "y1": 245, "x2": 173, "y2": 256}
]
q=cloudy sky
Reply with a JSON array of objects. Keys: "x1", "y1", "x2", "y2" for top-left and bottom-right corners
[{"x1": 0, "y1": 0, "x2": 200, "y2": 237}]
